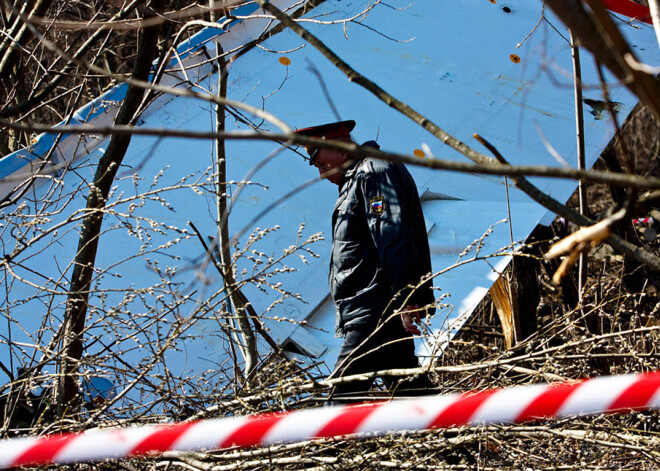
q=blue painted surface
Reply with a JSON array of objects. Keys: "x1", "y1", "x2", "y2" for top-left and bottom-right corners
[
  {"x1": 74, "y1": 84, "x2": 129, "y2": 123},
  {"x1": 0, "y1": 118, "x2": 83, "y2": 176},
  {"x1": 1, "y1": 0, "x2": 659, "y2": 406},
  {"x1": 175, "y1": 2, "x2": 260, "y2": 59},
  {"x1": 0, "y1": 150, "x2": 37, "y2": 176}
]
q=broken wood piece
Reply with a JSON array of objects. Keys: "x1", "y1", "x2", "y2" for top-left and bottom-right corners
[
  {"x1": 489, "y1": 276, "x2": 522, "y2": 349},
  {"x1": 544, "y1": 218, "x2": 613, "y2": 285},
  {"x1": 544, "y1": 218, "x2": 612, "y2": 260}
]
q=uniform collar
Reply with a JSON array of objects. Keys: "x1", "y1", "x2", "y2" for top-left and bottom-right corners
[{"x1": 338, "y1": 159, "x2": 364, "y2": 190}]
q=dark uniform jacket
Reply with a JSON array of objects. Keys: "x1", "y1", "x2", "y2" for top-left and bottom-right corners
[{"x1": 330, "y1": 157, "x2": 435, "y2": 335}]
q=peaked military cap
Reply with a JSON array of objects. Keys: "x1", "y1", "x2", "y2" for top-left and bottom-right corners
[
  {"x1": 294, "y1": 120, "x2": 355, "y2": 139},
  {"x1": 294, "y1": 120, "x2": 356, "y2": 164}
]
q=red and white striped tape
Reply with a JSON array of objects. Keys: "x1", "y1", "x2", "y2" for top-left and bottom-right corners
[{"x1": 1, "y1": 371, "x2": 659, "y2": 468}]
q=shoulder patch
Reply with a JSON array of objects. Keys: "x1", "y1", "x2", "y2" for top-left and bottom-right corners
[{"x1": 369, "y1": 196, "x2": 386, "y2": 216}]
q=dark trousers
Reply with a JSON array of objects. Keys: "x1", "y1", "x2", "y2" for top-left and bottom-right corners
[{"x1": 329, "y1": 313, "x2": 434, "y2": 403}]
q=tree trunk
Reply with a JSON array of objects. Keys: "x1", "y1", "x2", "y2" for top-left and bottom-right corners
[{"x1": 55, "y1": 0, "x2": 165, "y2": 415}]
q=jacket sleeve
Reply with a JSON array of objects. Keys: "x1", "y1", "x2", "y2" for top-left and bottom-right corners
[{"x1": 358, "y1": 168, "x2": 424, "y2": 307}]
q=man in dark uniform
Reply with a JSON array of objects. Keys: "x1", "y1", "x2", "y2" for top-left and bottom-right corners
[{"x1": 295, "y1": 120, "x2": 435, "y2": 402}]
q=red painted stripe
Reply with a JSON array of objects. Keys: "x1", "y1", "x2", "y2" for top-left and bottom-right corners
[
  {"x1": 12, "y1": 433, "x2": 76, "y2": 467},
  {"x1": 603, "y1": 0, "x2": 652, "y2": 23},
  {"x1": 430, "y1": 390, "x2": 496, "y2": 428},
  {"x1": 129, "y1": 422, "x2": 197, "y2": 456},
  {"x1": 608, "y1": 372, "x2": 660, "y2": 412},
  {"x1": 314, "y1": 403, "x2": 378, "y2": 437},
  {"x1": 220, "y1": 412, "x2": 285, "y2": 448},
  {"x1": 514, "y1": 381, "x2": 581, "y2": 422}
]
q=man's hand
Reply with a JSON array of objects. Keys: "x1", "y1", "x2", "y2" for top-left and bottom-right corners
[{"x1": 401, "y1": 304, "x2": 422, "y2": 335}]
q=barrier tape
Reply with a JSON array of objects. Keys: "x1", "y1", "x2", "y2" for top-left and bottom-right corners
[
  {"x1": 634, "y1": 218, "x2": 654, "y2": 225},
  {"x1": 1, "y1": 371, "x2": 659, "y2": 468}
]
